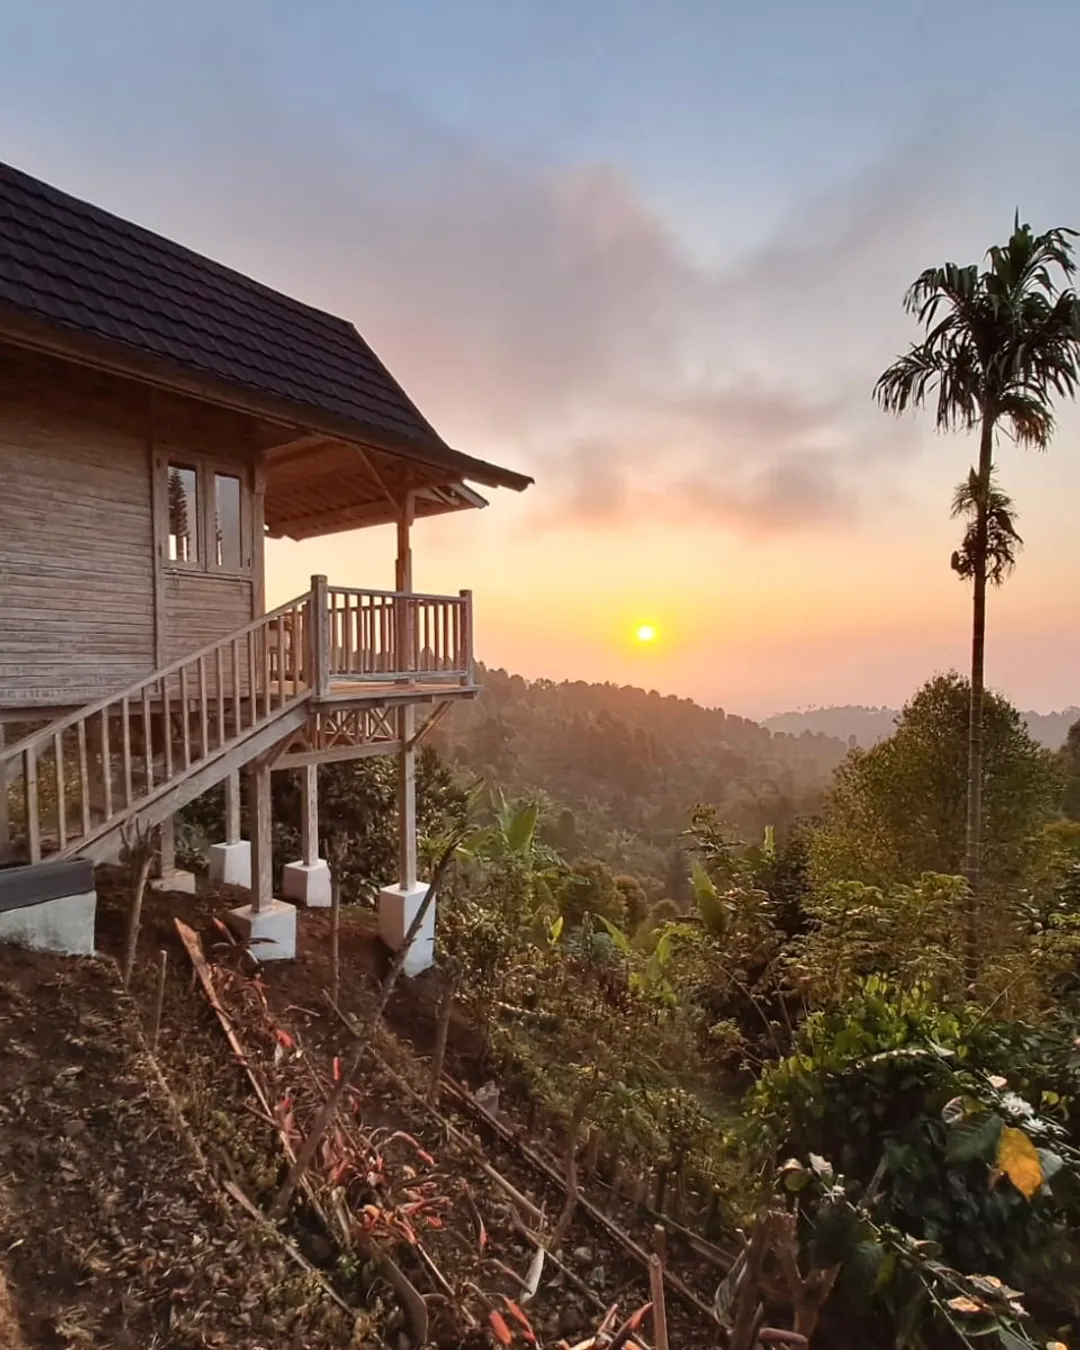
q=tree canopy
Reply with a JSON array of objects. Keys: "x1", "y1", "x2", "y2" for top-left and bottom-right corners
[{"x1": 811, "y1": 673, "x2": 1063, "y2": 891}]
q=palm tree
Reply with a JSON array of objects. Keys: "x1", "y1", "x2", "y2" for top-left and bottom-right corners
[{"x1": 875, "y1": 217, "x2": 1080, "y2": 979}]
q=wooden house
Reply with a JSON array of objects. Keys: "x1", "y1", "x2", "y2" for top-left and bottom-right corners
[{"x1": 0, "y1": 159, "x2": 531, "y2": 961}]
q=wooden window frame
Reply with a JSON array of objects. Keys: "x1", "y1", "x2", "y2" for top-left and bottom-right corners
[{"x1": 158, "y1": 452, "x2": 254, "y2": 580}]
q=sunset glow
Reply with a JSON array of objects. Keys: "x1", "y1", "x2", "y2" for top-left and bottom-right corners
[{"x1": 23, "y1": 0, "x2": 1080, "y2": 719}]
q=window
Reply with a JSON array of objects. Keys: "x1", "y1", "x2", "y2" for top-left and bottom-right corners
[
  {"x1": 214, "y1": 473, "x2": 242, "y2": 570},
  {"x1": 167, "y1": 464, "x2": 199, "y2": 564},
  {"x1": 162, "y1": 458, "x2": 250, "y2": 574}
]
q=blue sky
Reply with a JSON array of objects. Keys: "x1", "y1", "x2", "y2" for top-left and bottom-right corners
[{"x1": 2, "y1": 1, "x2": 1079, "y2": 714}]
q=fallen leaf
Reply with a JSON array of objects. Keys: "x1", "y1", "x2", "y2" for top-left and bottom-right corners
[
  {"x1": 503, "y1": 1297, "x2": 537, "y2": 1342},
  {"x1": 946, "y1": 1295, "x2": 986, "y2": 1315},
  {"x1": 997, "y1": 1126, "x2": 1044, "y2": 1200},
  {"x1": 489, "y1": 1309, "x2": 513, "y2": 1345}
]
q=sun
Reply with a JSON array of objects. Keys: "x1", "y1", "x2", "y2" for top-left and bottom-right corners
[{"x1": 635, "y1": 623, "x2": 657, "y2": 644}]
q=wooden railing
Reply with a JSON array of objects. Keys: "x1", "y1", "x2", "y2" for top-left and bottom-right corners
[
  {"x1": 325, "y1": 586, "x2": 474, "y2": 685},
  {"x1": 0, "y1": 593, "x2": 313, "y2": 864},
  {"x1": 0, "y1": 578, "x2": 476, "y2": 865}
]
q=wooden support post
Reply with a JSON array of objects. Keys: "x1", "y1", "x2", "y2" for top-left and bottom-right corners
[
  {"x1": 310, "y1": 574, "x2": 330, "y2": 698},
  {"x1": 395, "y1": 492, "x2": 415, "y2": 679},
  {"x1": 395, "y1": 490, "x2": 418, "y2": 891},
  {"x1": 459, "y1": 589, "x2": 473, "y2": 685},
  {"x1": 301, "y1": 762, "x2": 319, "y2": 867},
  {"x1": 249, "y1": 760, "x2": 273, "y2": 914},
  {"x1": 397, "y1": 704, "x2": 417, "y2": 891},
  {"x1": 395, "y1": 495, "x2": 414, "y2": 594},
  {"x1": 225, "y1": 770, "x2": 241, "y2": 845}
]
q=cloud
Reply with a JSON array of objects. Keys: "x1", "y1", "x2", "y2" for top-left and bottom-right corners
[{"x1": 2, "y1": 24, "x2": 1057, "y2": 536}]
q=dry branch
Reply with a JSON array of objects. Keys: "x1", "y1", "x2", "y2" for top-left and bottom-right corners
[
  {"x1": 442, "y1": 1074, "x2": 723, "y2": 1329},
  {"x1": 121, "y1": 820, "x2": 157, "y2": 986},
  {"x1": 328, "y1": 995, "x2": 547, "y2": 1226}
]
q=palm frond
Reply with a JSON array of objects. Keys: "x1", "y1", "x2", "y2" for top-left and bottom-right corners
[
  {"x1": 950, "y1": 470, "x2": 1023, "y2": 587},
  {"x1": 877, "y1": 217, "x2": 1080, "y2": 453}
]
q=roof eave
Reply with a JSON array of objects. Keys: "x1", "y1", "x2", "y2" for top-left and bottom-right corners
[{"x1": 0, "y1": 305, "x2": 534, "y2": 493}]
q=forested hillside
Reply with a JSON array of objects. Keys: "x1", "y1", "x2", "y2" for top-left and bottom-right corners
[
  {"x1": 765, "y1": 702, "x2": 1079, "y2": 749},
  {"x1": 429, "y1": 664, "x2": 849, "y2": 888}
]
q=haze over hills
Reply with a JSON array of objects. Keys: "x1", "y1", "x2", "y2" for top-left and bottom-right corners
[{"x1": 763, "y1": 704, "x2": 1080, "y2": 751}]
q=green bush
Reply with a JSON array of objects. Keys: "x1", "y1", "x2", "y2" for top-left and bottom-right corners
[{"x1": 746, "y1": 979, "x2": 1080, "y2": 1340}]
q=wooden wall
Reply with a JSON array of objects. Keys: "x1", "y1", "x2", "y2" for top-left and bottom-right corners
[
  {"x1": 164, "y1": 573, "x2": 253, "y2": 665},
  {"x1": 0, "y1": 353, "x2": 156, "y2": 707},
  {"x1": 0, "y1": 347, "x2": 262, "y2": 711}
]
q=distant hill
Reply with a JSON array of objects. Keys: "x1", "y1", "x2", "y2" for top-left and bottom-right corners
[
  {"x1": 764, "y1": 704, "x2": 1079, "y2": 751},
  {"x1": 434, "y1": 665, "x2": 851, "y2": 886}
]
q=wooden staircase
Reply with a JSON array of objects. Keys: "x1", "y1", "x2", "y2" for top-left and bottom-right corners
[
  {"x1": 0, "y1": 593, "x2": 316, "y2": 866},
  {"x1": 0, "y1": 578, "x2": 476, "y2": 869}
]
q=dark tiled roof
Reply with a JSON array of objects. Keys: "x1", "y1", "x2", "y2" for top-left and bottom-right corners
[{"x1": 0, "y1": 160, "x2": 529, "y2": 490}]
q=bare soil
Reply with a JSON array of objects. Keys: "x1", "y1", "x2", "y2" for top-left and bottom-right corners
[{"x1": 0, "y1": 871, "x2": 732, "y2": 1348}]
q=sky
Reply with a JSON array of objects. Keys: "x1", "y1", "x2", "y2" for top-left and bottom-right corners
[{"x1": 2, "y1": 0, "x2": 1080, "y2": 718}]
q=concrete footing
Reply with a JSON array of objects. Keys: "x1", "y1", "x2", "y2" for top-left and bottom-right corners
[
  {"x1": 378, "y1": 881, "x2": 434, "y2": 977},
  {"x1": 0, "y1": 889, "x2": 97, "y2": 956},
  {"x1": 282, "y1": 859, "x2": 332, "y2": 907},
  {"x1": 225, "y1": 899, "x2": 297, "y2": 961},
  {"x1": 151, "y1": 869, "x2": 197, "y2": 895},
  {"x1": 208, "y1": 840, "x2": 252, "y2": 888}
]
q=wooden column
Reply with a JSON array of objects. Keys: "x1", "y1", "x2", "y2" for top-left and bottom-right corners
[
  {"x1": 396, "y1": 492, "x2": 417, "y2": 890},
  {"x1": 300, "y1": 762, "x2": 319, "y2": 867},
  {"x1": 459, "y1": 588, "x2": 474, "y2": 686},
  {"x1": 148, "y1": 414, "x2": 168, "y2": 667},
  {"x1": 252, "y1": 461, "x2": 267, "y2": 618},
  {"x1": 248, "y1": 760, "x2": 273, "y2": 913},
  {"x1": 397, "y1": 703, "x2": 418, "y2": 890},
  {"x1": 310, "y1": 574, "x2": 330, "y2": 697},
  {"x1": 224, "y1": 770, "x2": 241, "y2": 845},
  {"x1": 0, "y1": 725, "x2": 9, "y2": 862}
]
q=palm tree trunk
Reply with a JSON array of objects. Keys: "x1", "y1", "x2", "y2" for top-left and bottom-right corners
[{"x1": 962, "y1": 413, "x2": 995, "y2": 985}]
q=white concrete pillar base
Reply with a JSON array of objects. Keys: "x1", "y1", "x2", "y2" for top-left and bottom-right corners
[
  {"x1": 282, "y1": 859, "x2": 332, "y2": 907},
  {"x1": 225, "y1": 900, "x2": 297, "y2": 961},
  {"x1": 150, "y1": 870, "x2": 197, "y2": 895},
  {"x1": 378, "y1": 882, "x2": 434, "y2": 977},
  {"x1": 208, "y1": 840, "x2": 252, "y2": 888},
  {"x1": 280, "y1": 864, "x2": 330, "y2": 907},
  {"x1": 0, "y1": 889, "x2": 97, "y2": 956}
]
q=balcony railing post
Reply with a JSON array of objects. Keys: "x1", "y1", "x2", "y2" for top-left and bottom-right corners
[
  {"x1": 310, "y1": 574, "x2": 331, "y2": 698},
  {"x1": 459, "y1": 589, "x2": 474, "y2": 686}
]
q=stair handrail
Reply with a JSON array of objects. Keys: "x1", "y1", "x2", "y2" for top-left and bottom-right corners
[{"x1": 0, "y1": 590, "x2": 315, "y2": 768}]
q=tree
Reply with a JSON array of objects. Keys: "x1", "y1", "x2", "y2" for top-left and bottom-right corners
[
  {"x1": 1061, "y1": 718, "x2": 1080, "y2": 822},
  {"x1": 874, "y1": 218, "x2": 1080, "y2": 976},
  {"x1": 811, "y1": 675, "x2": 1063, "y2": 970},
  {"x1": 556, "y1": 858, "x2": 624, "y2": 929},
  {"x1": 614, "y1": 873, "x2": 650, "y2": 933}
]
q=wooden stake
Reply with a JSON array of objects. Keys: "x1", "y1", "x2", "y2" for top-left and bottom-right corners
[
  {"x1": 649, "y1": 1254, "x2": 669, "y2": 1350},
  {"x1": 151, "y1": 949, "x2": 167, "y2": 1051},
  {"x1": 329, "y1": 868, "x2": 341, "y2": 1012},
  {"x1": 426, "y1": 974, "x2": 456, "y2": 1106},
  {"x1": 122, "y1": 821, "x2": 157, "y2": 988},
  {"x1": 583, "y1": 1126, "x2": 601, "y2": 1180},
  {"x1": 653, "y1": 1159, "x2": 669, "y2": 1215}
]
